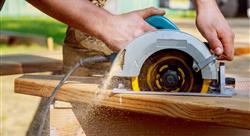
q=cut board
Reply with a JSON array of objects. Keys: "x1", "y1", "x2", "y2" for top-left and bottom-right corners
[
  {"x1": 15, "y1": 75, "x2": 250, "y2": 129},
  {"x1": 0, "y1": 54, "x2": 62, "y2": 75}
]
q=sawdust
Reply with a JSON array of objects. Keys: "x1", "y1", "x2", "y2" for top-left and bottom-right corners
[
  {"x1": 71, "y1": 51, "x2": 124, "y2": 130},
  {"x1": 94, "y1": 51, "x2": 124, "y2": 104}
]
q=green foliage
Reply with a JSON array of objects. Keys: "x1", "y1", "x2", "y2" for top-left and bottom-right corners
[
  {"x1": 0, "y1": 16, "x2": 67, "y2": 44},
  {"x1": 164, "y1": 9, "x2": 196, "y2": 19}
]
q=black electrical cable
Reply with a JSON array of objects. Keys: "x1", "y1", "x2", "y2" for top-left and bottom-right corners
[{"x1": 37, "y1": 55, "x2": 108, "y2": 136}]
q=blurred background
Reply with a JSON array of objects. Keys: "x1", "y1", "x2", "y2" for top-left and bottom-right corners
[{"x1": 1, "y1": 0, "x2": 249, "y2": 136}]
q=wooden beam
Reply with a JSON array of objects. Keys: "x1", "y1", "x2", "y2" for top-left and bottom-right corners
[
  {"x1": 15, "y1": 75, "x2": 250, "y2": 129},
  {"x1": 0, "y1": 54, "x2": 62, "y2": 75}
]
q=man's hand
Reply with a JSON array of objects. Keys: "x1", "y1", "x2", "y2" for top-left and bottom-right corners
[
  {"x1": 195, "y1": 0, "x2": 235, "y2": 60},
  {"x1": 97, "y1": 7, "x2": 165, "y2": 51}
]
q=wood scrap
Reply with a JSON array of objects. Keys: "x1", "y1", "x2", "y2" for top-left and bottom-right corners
[
  {"x1": 0, "y1": 31, "x2": 47, "y2": 46},
  {"x1": 0, "y1": 54, "x2": 62, "y2": 75},
  {"x1": 235, "y1": 47, "x2": 250, "y2": 56}
]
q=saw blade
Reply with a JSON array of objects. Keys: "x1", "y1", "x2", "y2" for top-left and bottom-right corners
[{"x1": 132, "y1": 50, "x2": 207, "y2": 93}]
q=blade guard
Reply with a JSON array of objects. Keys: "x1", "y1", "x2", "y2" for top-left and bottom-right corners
[{"x1": 112, "y1": 16, "x2": 218, "y2": 80}]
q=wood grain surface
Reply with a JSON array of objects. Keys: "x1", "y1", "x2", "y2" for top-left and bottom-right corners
[{"x1": 15, "y1": 75, "x2": 250, "y2": 129}]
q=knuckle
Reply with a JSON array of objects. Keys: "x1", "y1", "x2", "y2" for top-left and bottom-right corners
[
  {"x1": 203, "y1": 28, "x2": 215, "y2": 37},
  {"x1": 222, "y1": 29, "x2": 235, "y2": 39},
  {"x1": 207, "y1": 38, "x2": 219, "y2": 48},
  {"x1": 148, "y1": 7, "x2": 156, "y2": 10},
  {"x1": 148, "y1": 7, "x2": 157, "y2": 12}
]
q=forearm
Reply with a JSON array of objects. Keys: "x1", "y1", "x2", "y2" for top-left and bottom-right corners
[
  {"x1": 27, "y1": 0, "x2": 112, "y2": 37},
  {"x1": 194, "y1": 0, "x2": 219, "y2": 13},
  {"x1": 27, "y1": 0, "x2": 165, "y2": 52}
]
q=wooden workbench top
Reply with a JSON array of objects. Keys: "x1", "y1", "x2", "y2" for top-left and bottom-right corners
[{"x1": 14, "y1": 75, "x2": 250, "y2": 129}]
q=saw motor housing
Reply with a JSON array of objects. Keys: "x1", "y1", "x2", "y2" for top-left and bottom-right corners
[{"x1": 114, "y1": 30, "x2": 217, "y2": 80}]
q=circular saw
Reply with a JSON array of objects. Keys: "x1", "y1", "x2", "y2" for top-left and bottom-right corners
[{"x1": 110, "y1": 16, "x2": 235, "y2": 97}]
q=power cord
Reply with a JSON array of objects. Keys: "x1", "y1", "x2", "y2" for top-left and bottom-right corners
[{"x1": 37, "y1": 55, "x2": 109, "y2": 136}]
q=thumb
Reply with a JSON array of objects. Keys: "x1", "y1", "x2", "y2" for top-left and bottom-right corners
[
  {"x1": 206, "y1": 32, "x2": 224, "y2": 56},
  {"x1": 136, "y1": 7, "x2": 165, "y2": 19}
]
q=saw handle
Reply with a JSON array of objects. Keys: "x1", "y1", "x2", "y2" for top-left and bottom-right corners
[{"x1": 145, "y1": 15, "x2": 179, "y2": 30}]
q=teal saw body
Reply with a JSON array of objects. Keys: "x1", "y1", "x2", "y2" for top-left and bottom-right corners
[{"x1": 145, "y1": 15, "x2": 179, "y2": 30}]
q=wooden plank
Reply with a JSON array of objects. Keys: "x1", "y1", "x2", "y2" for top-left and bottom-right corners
[
  {"x1": 0, "y1": 54, "x2": 62, "y2": 75},
  {"x1": 15, "y1": 75, "x2": 250, "y2": 129},
  {"x1": 235, "y1": 47, "x2": 250, "y2": 56}
]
